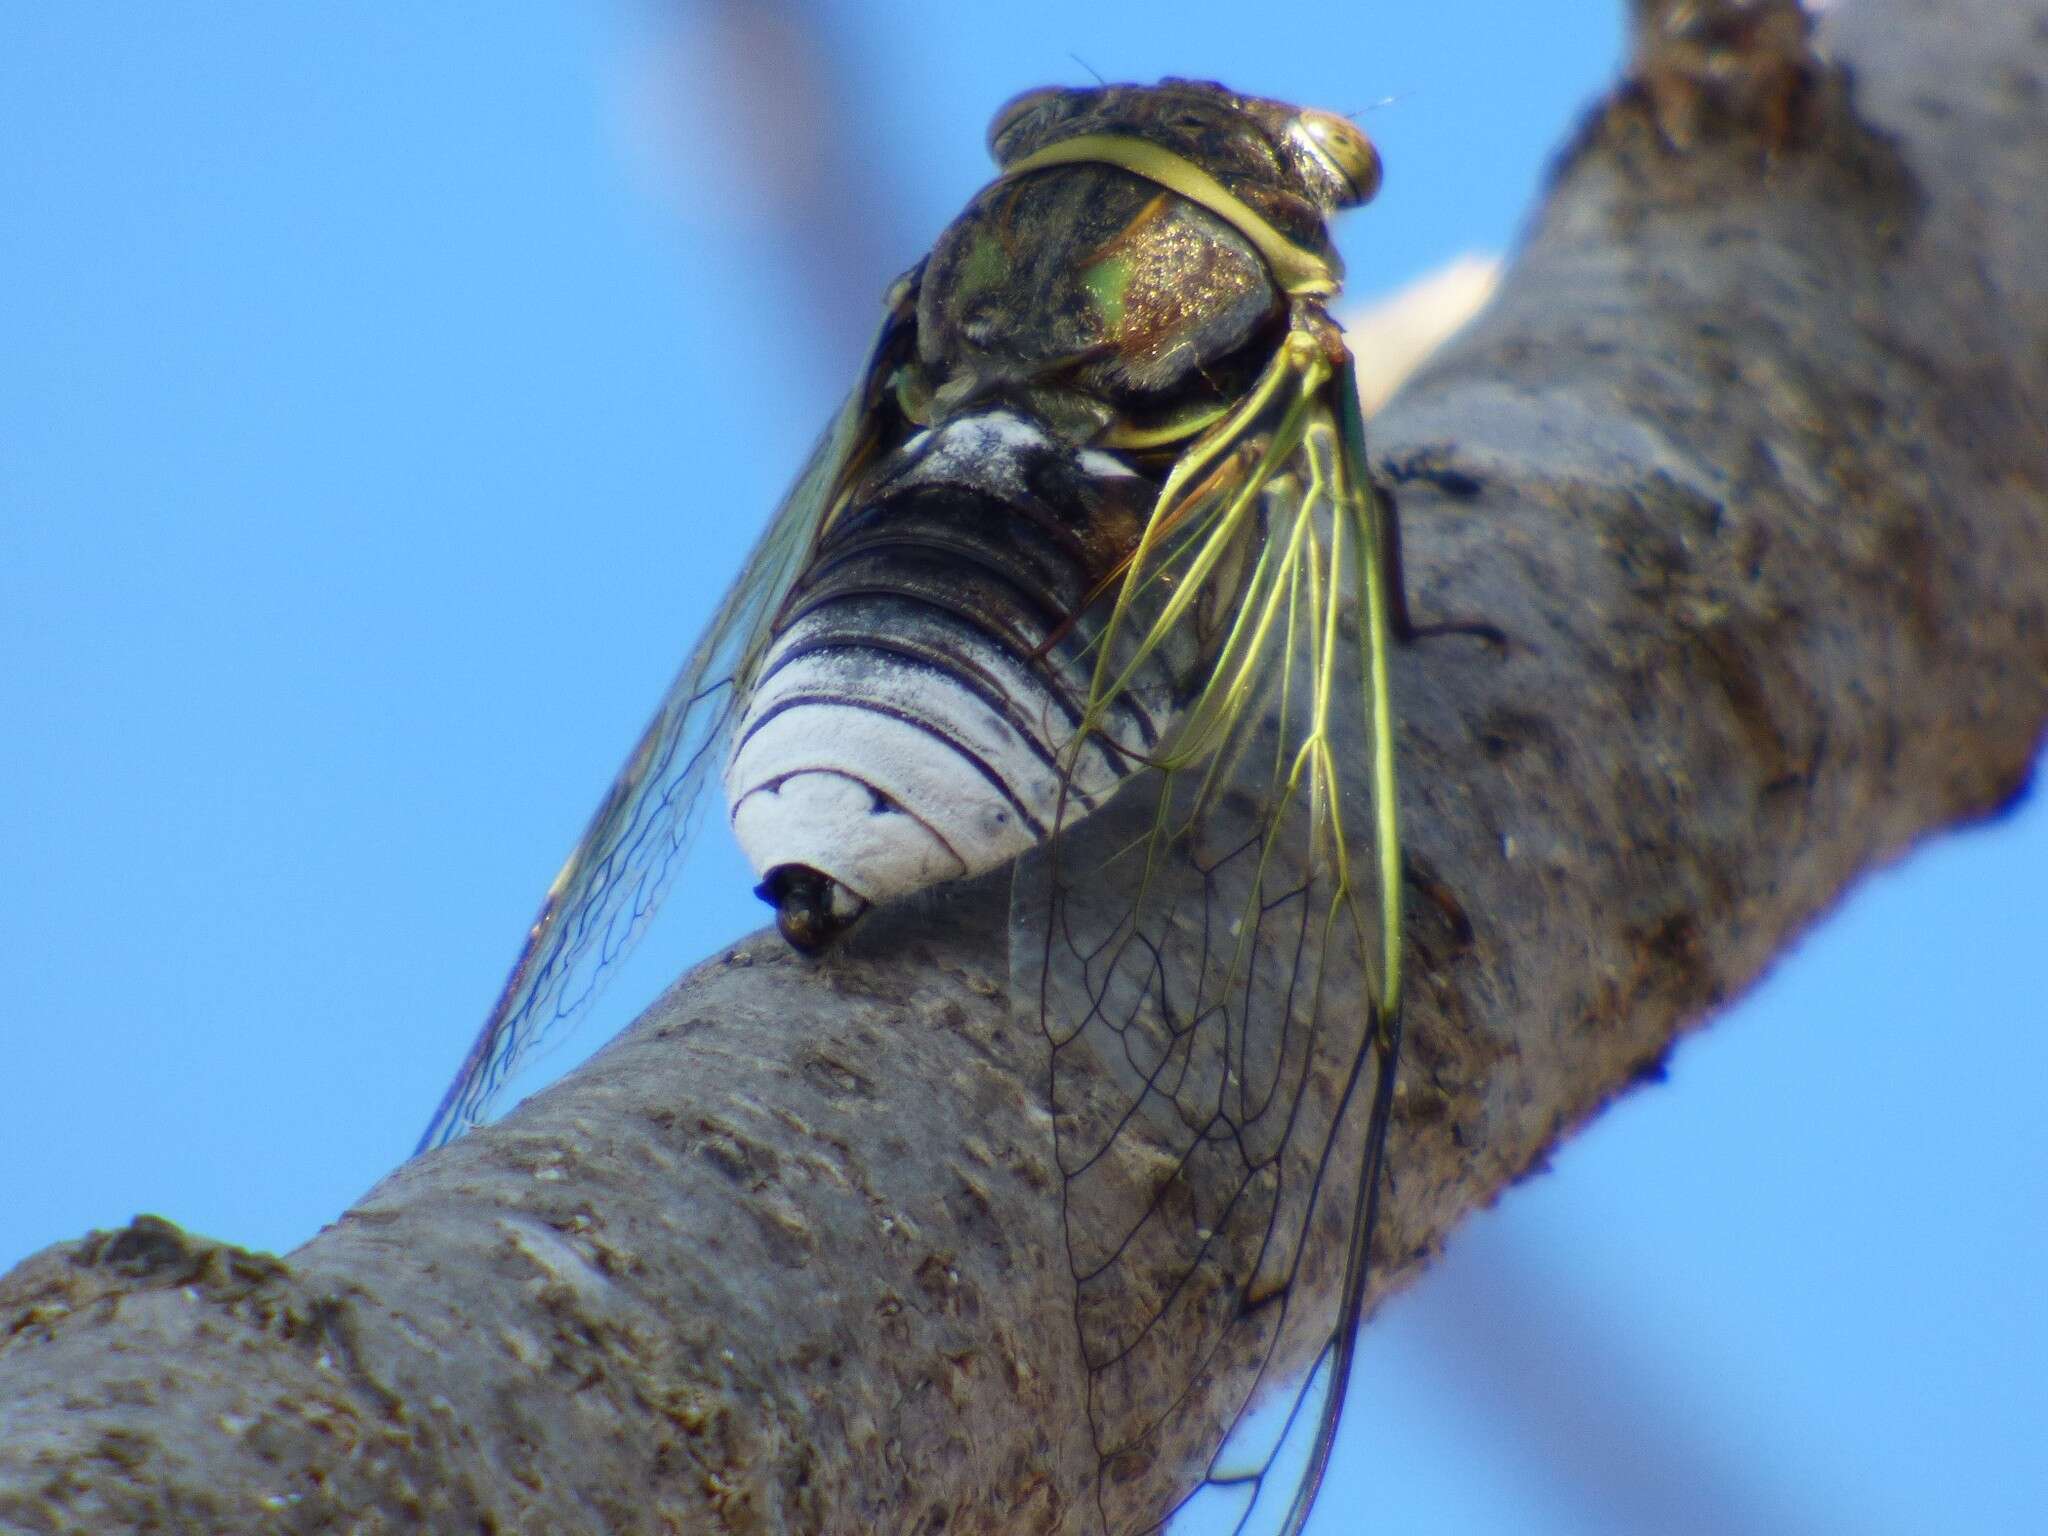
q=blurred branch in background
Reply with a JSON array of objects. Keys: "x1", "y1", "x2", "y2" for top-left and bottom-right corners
[
  {"x1": 1407, "y1": 1233, "x2": 1828, "y2": 1535},
  {"x1": 613, "y1": 0, "x2": 911, "y2": 373}
]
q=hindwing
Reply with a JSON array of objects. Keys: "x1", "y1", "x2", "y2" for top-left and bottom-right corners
[{"x1": 1014, "y1": 352, "x2": 1404, "y2": 1536}]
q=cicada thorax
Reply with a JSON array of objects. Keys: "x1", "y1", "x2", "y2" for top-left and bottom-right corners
[
  {"x1": 912, "y1": 167, "x2": 1282, "y2": 433},
  {"x1": 723, "y1": 411, "x2": 1208, "y2": 952},
  {"x1": 908, "y1": 89, "x2": 1345, "y2": 447}
]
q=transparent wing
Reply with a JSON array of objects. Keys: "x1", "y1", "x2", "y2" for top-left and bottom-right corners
[
  {"x1": 416, "y1": 289, "x2": 914, "y2": 1153},
  {"x1": 1012, "y1": 352, "x2": 1403, "y2": 1536}
]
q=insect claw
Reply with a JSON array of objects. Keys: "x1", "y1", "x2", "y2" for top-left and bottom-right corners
[
  {"x1": 1399, "y1": 613, "x2": 1512, "y2": 653},
  {"x1": 1376, "y1": 481, "x2": 1510, "y2": 653}
]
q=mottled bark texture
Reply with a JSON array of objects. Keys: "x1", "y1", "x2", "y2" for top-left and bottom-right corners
[{"x1": 2, "y1": 2, "x2": 2042, "y2": 1532}]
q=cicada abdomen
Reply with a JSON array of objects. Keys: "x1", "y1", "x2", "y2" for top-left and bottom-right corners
[{"x1": 724, "y1": 411, "x2": 1198, "y2": 952}]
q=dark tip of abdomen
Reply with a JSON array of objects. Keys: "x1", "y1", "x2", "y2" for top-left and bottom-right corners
[{"x1": 755, "y1": 863, "x2": 870, "y2": 955}]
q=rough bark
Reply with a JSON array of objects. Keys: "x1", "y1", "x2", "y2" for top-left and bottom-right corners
[{"x1": 3, "y1": 1, "x2": 2042, "y2": 1532}]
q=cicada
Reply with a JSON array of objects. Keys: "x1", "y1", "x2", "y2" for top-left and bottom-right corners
[{"x1": 420, "y1": 79, "x2": 1423, "y2": 1536}]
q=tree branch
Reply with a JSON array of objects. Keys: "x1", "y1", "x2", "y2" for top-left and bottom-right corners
[{"x1": 3, "y1": 1, "x2": 2042, "y2": 1531}]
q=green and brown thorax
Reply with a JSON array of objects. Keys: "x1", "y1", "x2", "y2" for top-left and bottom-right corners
[{"x1": 895, "y1": 80, "x2": 1374, "y2": 455}]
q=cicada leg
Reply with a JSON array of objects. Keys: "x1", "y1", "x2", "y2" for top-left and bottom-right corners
[{"x1": 1331, "y1": 357, "x2": 1509, "y2": 653}]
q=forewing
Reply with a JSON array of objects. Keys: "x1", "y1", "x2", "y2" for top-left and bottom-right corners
[
  {"x1": 416, "y1": 294, "x2": 912, "y2": 1153},
  {"x1": 1012, "y1": 380, "x2": 1401, "y2": 1536}
]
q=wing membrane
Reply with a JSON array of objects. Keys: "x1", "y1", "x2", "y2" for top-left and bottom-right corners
[
  {"x1": 1013, "y1": 356, "x2": 1402, "y2": 1536},
  {"x1": 416, "y1": 292, "x2": 913, "y2": 1152}
]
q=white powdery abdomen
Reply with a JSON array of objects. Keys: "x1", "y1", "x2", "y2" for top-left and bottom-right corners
[
  {"x1": 723, "y1": 410, "x2": 1181, "y2": 917},
  {"x1": 728, "y1": 658, "x2": 1055, "y2": 902}
]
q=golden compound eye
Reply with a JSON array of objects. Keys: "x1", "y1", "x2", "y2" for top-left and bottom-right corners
[
  {"x1": 986, "y1": 86, "x2": 1064, "y2": 162},
  {"x1": 1293, "y1": 109, "x2": 1383, "y2": 207}
]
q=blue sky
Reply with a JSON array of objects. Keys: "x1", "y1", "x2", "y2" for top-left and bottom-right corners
[{"x1": 3, "y1": 5, "x2": 2041, "y2": 1532}]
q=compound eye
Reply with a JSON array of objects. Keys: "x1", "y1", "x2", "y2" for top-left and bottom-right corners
[
  {"x1": 986, "y1": 86, "x2": 1064, "y2": 163},
  {"x1": 1293, "y1": 109, "x2": 1383, "y2": 207}
]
